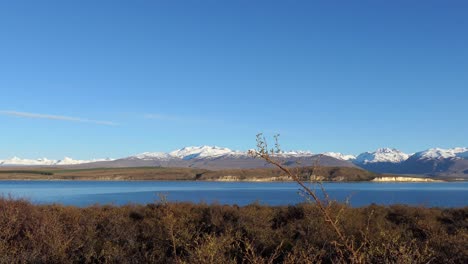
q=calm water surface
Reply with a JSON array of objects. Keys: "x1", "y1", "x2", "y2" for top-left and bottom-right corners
[{"x1": 0, "y1": 181, "x2": 466, "y2": 207}]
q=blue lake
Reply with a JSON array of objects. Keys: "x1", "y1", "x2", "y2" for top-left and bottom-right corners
[{"x1": 0, "y1": 181, "x2": 466, "y2": 207}]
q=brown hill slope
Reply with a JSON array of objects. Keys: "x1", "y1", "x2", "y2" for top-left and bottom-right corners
[{"x1": 0, "y1": 166, "x2": 377, "y2": 181}]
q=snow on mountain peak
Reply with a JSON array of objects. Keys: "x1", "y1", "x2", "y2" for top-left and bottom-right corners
[
  {"x1": 322, "y1": 152, "x2": 356, "y2": 161},
  {"x1": 56, "y1": 157, "x2": 80, "y2": 165},
  {"x1": 132, "y1": 152, "x2": 172, "y2": 160},
  {"x1": 413, "y1": 147, "x2": 468, "y2": 160},
  {"x1": 0, "y1": 156, "x2": 113, "y2": 166},
  {"x1": 355, "y1": 148, "x2": 409, "y2": 164},
  {"x1": 274, "y1": 150, "x2": 313, "y2": 157},
  {"x1": 55, "y1": 157, "x2": 114, "y2": 165},
  {"x1": 169, "y1": 146, "x2": 238, "y2": 160},
  {"x1": 0, "y1": 157, "x2": 56, "y2": 166},
  {"x1": 4, "y1": 146, "x2": 467, "y2": 167}
]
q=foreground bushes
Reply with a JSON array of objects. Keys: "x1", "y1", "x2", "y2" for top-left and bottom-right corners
[{"x1": 0, "y1": 198, "x2": 466, "y2": 263}]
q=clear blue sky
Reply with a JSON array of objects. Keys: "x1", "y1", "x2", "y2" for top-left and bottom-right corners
[{"x1": 1, "y1": 0, "x2": 467, "y2": 159}]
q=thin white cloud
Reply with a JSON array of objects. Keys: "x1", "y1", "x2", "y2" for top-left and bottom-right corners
[
  {"x1": 144, "y1": 113, "x2": 179, "y2": 121},
  {"x1": 0, "y1": 110, "x2": 118, "y2": 126}
]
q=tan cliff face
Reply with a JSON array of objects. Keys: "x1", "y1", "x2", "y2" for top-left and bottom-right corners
[
  {"x1": 210, "y1": 174, "x2": 360, "y2": 182},
  {"x1": 372, "y1": 176, "x2": 443, "y2": 182},
  {"x1": 210, "y1": 175, "x2": 294, "y2": 182}
]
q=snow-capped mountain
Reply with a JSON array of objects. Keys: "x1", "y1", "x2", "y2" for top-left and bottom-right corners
[
  {"x1": 397, "y1": 147, "x2": 468, "y2": 177},
  {"x1": 354, "y1": 148, "x2": 410, "y2": 164},
  {"x1": 351, "y1": 148, "x2": 411, "y2": 175},
  {"x1": 351, "y1": 147, "x2": 468, "y2": 177},
  {"x1": 322, "y1": 152, "x2": 356, "y2": 161}
]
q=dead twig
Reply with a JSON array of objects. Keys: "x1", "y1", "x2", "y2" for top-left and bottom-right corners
[{"x1": 249, "y1": 134, "x2": 363, "y2": 263}]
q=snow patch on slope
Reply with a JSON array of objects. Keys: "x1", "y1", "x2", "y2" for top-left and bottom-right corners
[
  {"x1": 55, "y1": 157, "x2": 114, "y2": 165},
  {"x1": 131, "y1": 152, "x2": 173, "y2": 161},
  {"x1": 0, "y1": 157, "x2": 56, "y2": 166},
  {"x1": 274, "y1": 150, "x2": 314, "y2": 157},
  {"x1": 413, "y1": 148, "x2": 468, "y2": 160},
  {"x1": 7, "y1": 145, "x2": 467, "y2": 167},
  {"x1": 169, "y1": 146, "x2": 240, "y2": 160},
  {"x1": 130, "y1": 147, "x2": 315, "y2": 161},
  {"x1": 322, "y1": 152, "x2": 356, "y2": 161},
  {"x1": 0, "y1": 157, "x2": 114, "y2": 166}
]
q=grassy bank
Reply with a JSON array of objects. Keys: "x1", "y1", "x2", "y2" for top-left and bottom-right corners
[
  {"x1": 0, "y1": 166, "x2": 386, "y2": 181},
  {"x1": 0, "y1": 198, "x2": 466, "y2": 263}
]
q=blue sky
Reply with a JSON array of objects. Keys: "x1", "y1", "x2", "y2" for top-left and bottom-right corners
[{"x1": 1, "y1": 0, "x2": 467, "y2": 159}]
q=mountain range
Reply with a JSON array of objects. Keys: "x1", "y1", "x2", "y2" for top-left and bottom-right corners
[
  {"x1": 353, "y1": 147, "x2": 468, "y2": 177},
  {"x1": 1, "y1": 146, "x2": 468, "y2": 178}
]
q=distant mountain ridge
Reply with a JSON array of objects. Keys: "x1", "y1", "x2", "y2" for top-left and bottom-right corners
[
  {"x1": 81, "y1": 146, "x2": 349, "y2": 170},
  {"x1": 0, "y1": 157, "x2": 113, "y2": 166},
  {"x1": 2, "y1": 146, "x2": 468, "y2": 178}
]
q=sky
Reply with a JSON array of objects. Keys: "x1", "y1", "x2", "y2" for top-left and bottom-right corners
[{"x1": 0, "y1": 0, "x2": 467, "y2": 159}]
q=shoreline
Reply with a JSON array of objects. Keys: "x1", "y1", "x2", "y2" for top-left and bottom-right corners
[
  {"x1": 371, "y1": 176, "x2": 444, "y2": 182},
  {"x1": 2, "y1": 167, "x2": 465, "y2": 182},
  {"x1": 0, "y1": 177, "x2": 457, "y2": 183}
]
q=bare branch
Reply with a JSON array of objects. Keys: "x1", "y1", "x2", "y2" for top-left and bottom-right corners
[{"x1": 250, "y1": 134, "x2": 363, "y2": 263}]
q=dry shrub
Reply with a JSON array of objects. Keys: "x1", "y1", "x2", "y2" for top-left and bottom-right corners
[{"x1": 0, "y1": 197, "x2": 466, "y2": 263}]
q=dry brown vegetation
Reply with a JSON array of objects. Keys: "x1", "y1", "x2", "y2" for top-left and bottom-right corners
[
  {"x1": 0, "y1": 166, "x2": 379, "y2": 181},
  {"x1": 0, "y1": 167, "x2": 207, "y2": 181},
  {"x1": 0, "y1": 197, "x2": 466, "y2": 263}
]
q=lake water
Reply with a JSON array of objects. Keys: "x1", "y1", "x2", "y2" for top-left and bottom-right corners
[{"x1": 0, "y1": 181, "x2": 466, "y2": 207}]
